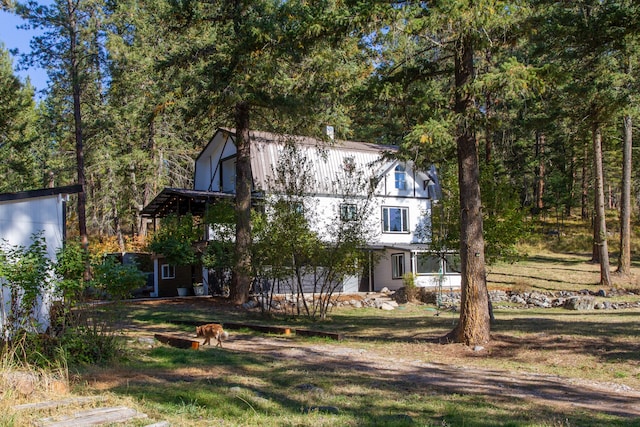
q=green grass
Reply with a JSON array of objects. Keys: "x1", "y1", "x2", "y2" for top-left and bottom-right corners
[
  {"x1": 77, "y1": 342, "x2": 637, "y2": 427},
  {"x1": 57, "y1": 290, "x2": 639, "y2": 427},
  {"x1": 6, "y1": 221, "x2": 640, "y2": 426}
]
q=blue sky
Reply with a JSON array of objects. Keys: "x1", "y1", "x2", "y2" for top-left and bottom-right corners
[{"x1": 0, "y1": 7, "x2": 49, "y2": 96}]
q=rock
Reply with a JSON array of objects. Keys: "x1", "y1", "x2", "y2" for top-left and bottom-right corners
[
  {"x1": 596, "y1": 289, "x2": 607, "y2": 297},
  {"x1": 137, "y1": 337, "x2": 156, "y2": 347},
  {"x1": 564, "y1": 296, "x2": 595, "y2": 310},
  {"x1": 511, "y1": 295, "x2": 526, "y2": 305},
  {"x1": 242, "y1": 300, "x2": 258, "y2": 309},
  {"x1": 473, "y1": 345, "x2": 485, "y2": 352},
  {"x1": 379, "y1": 302, "x2": 396, "y2": 311},
  {"x1": 380, "y1": 287, "x2": 390, "y2": 293},
  {"x1": 3, "y1": 371, "x2": 38, "y2": 396}
]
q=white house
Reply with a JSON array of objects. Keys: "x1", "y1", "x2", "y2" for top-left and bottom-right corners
[
  {"x1": 193, "y1": 128, "x2": 461, "y2": 293},
  {"x1": 0, "y1": 185, "x2": 81, "y2": 334}
]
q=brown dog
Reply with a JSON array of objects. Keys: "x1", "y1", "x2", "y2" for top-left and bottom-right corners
[{"x1": 196, "y1": 323, "x2": 229, "y2": 347}]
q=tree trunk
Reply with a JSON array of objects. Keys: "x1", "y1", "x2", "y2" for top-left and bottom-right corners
[
  {"x1": 592, "y1": 124, "x2": 611, "y2": 286},
  {"x1": 67, "y1": 0, "x2": 89, "y2": 279},
  {"x1": 444, "y1": 33, "x2": 490, "y2": 346},
  {"x1": 581, "y1": 140, "x2": 589, "y2": 220},
  {"x1": 140, "y1": 119, "x2": 157, "y2": 237},
  {"x1": 230, "y1": 101, "x2": 253, "y2": 305},
  {"x1": 534, "y1": 131, "x2": 545, "y2": 212},
  {"x1": 592, "y1": 195, "x2": 600, "y2": 263},
  {"x1": 617, "y1": 115, "x2": 632, "y2": 275},
  {"x1": 566, "y1": 153, "x2": 576, "y2": 217}
]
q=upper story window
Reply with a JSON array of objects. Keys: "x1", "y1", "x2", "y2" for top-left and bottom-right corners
[
  {"x1": 395, "y1": 165, "x2": 406, "y2": 190},
  {"x1": 382, "y1": 206, "x2": 409, "y2": 233},
  {"x1": 340, "y1": 203, "x2": 358, "y2": 221},
  {"x1": 220, "y1": 157, "x2": 236, "y2": 193}
]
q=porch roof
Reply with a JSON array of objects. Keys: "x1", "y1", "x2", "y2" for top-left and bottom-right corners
[
  {"x1": 367, "y1": 243, "x2": 433, "y2": 252},
  {"x1": 141, "y1": 188, "x2": 236, "y2": 218}
]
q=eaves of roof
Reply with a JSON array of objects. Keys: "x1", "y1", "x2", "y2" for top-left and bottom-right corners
[{"x1": 0, "y1": 184, "x2": 83, "y2": 203}]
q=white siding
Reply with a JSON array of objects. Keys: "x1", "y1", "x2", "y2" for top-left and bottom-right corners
[
  {"x1": 192, "y1": 128, "x2": 460, "y2": 291},
  {"x1": 0, "y1": 195, "x2": 67, "y2": 334}
]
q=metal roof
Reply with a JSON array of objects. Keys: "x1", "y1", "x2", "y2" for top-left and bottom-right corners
[
  {"x1": 0, "y1": 184, "x2": 83, "y2": 203},
  {"x1": 243, "y1": 130, "x2": 399, "y2": 195}
]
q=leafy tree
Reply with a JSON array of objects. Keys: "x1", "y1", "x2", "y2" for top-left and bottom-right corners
[
  {"x1": 252, "y1": 143, "x2": 375, "y2": 320},
  {"x1": 146, "y1": 213, "x2": 201, "y2": 267}
]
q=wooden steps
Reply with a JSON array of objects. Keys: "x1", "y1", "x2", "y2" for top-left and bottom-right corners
[
  {"x1": 14, "y1": 396, "x2": 165, "y2": 427},
  {"x1": 37, "y1": 406, "x2": 148, "y2": 427}
]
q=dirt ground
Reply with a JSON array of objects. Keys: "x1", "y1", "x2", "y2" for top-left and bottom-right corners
[{"x1": 106, "y1": 298, "x2": 640, "y2": 419}]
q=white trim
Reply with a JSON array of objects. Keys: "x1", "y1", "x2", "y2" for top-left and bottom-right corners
[{"x1": 161, "y1": 264, "x2": 175, "y2": 280}]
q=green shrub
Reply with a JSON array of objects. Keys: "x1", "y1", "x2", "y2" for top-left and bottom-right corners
[
  {"x1": 91, "y1": 256, "x2": 147, "y2": 300},
  {"x1": 58, "y1": 324, "x2": 121, "y2": 366}
]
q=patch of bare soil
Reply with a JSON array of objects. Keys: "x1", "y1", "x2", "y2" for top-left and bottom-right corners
[{"x1": 215, "y1": 334, "x2": 640, "y2": 418}]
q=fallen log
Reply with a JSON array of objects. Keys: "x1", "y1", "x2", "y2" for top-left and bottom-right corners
[{"x1": 154, "y1": 333, "x2": 200, "y2": 350}]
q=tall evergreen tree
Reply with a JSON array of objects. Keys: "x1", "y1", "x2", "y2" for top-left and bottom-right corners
[
  {"x1": 16, "y1": 0, "x2": 107, "y2": 255},
  {"x1": 365, "y1": 1, "x2": 532, "y2": 345},
  {"x1": 528, "y1": 0, "x2": 640, "y2": 285},
  {"x1": 0, "y1": 44, "x2": 39, "y2": 192},
  {"x1": 162, "y1": 0, "x2": 371, "y2": 304}
]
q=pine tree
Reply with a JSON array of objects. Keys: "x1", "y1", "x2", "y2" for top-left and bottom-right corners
[
  {"x1": 0, "y1": 45, "x2": 39, "y2": 192},
  {"x1": 161, "y1": 0, "x2": 372, "y2": 304},
  {"x1": 16, "y1": 0, "x2": 107, "y2": 255}
]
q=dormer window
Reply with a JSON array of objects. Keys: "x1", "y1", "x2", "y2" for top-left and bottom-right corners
[{"x1": 395, "y1": 165, "x2": 406, "y2": 190}]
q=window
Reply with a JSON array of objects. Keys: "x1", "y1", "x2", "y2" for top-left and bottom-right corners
[
  {"x1": 444, "y1": 253, "x2": 461, "y2": 274},
  {"x1": 391, "y1": 253, "x2": 405, "y2": 279},
  {"x1": 161, "y1": 264, "x2": 175, "y2": 280},
  {"x1": 220, "y1": 157, "x2": 236, "y2": 193},
  {"x1": 395, "y1": 165, "x2": 406, "y2": 190},
  {"x1": 415, "y1": 253, "x2": 461, "y2": 275},
  {"x1": 382, "y1": 207, "x2": 409, "y2": 233},
  {"x1": 416, "y1": 254, "x2": 442, "y2": 274},
  {"x1": 340, "y1": 204, "x2": 358, "y2": 221}
]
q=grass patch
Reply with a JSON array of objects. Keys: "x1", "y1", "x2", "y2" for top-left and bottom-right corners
[{"x1": 5, "y1": 244, "x2": 640, "y2": 426}]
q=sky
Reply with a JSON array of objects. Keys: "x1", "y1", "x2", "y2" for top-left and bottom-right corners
[{"x1": 0, "y1": 7, "x2": 49, "y2": 97}]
